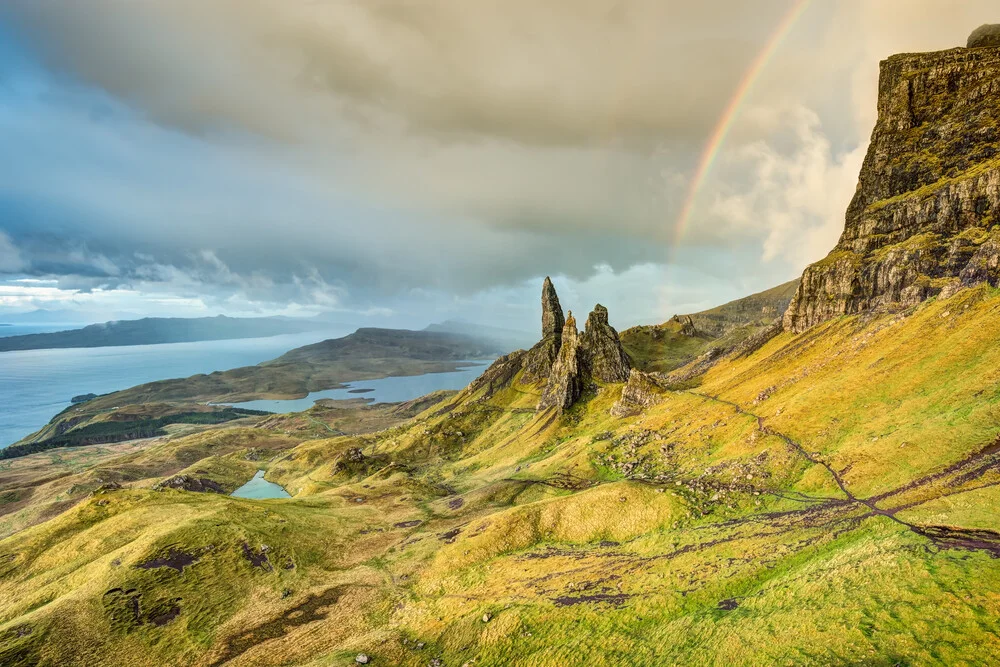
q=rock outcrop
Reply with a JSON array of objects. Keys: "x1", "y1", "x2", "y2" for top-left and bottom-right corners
[
  {"x1": 957, "y1": 232, "x2": 1000, "y2": 288},
  {"x1": 537, "y1": 312, "x2": 583, "y2": 412},
  {"x1": 969, "y1": 24, "x2": 1000, "y2": 49},
  {"x1": 467, "y1": 349, "x2": 527, "y2": 399},
  {"x1": 784, "y1": 40, "x2": 1000, "y2": 332},
  {"x1": 537, "y1": 304, "x2": 633, "y2": 413},
  {"x1": 579, "y1": 305, "x2": 631, "y2": 383},
  {"x1": 671, "y1": 315, "x2": 697, "y2": 337},
  {"x1": 541, "y1": 276, "x2": 565, "y2": 338},
  {"x1": 610, "y1": 369, "x2": 667, "y2": 417},
  {"x1": 521, "y1": 277, "x2": 566, "y2": 382},
  {"x1": 154, "y1": 475, "x2": 226, "y2": 494},
  {"x1": 468, "y1": 277, "x2": 631, "y2": 413}
]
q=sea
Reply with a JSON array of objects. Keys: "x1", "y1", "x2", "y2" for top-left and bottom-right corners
[
  {"x1": 0, "y1": 325, "x2": 495, "y2": 449},
  {"x1": 0, "y1": 328, "x2": 351, "y2": 448}
]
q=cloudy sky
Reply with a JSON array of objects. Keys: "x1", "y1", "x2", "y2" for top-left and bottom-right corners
[{"x1": 0, "y1": 1, "x2": 995, "y2": 330}]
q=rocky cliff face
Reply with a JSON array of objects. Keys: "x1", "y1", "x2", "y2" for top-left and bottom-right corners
[
  {"x1": 969, "y1": 24, "x2": 1000, "y2": 49},
  {"x1": 784, "y1": 38, "x2": 1000, "y2": 332},
  {"x1": 537, "y1": 312, "x2": 583, "y2": 412},
  {"x1": 537, "y1": 303, "x2": 633, "y2": 413},
  {"x1": 580, "y1": 305, "x2": 631, "y2": 383}
]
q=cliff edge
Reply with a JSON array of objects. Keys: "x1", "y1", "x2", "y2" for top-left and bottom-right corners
[{"x1": 784, "y1": 35, "x2": 1000, "y2": 332}]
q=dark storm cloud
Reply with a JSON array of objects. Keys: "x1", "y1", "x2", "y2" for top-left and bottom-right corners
[{"x1": 1, "y1": 0, "x2": 998, "y2": 323}]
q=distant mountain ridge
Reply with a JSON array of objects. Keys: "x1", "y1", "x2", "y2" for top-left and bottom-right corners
[
  {"x1": 619, "y1": 278, "x2": 800, "y2": 375},
  {"x1": 12, "y1": 325, "x2": 509, "y2": 449},
  {"x1": 424, "y1": 319, "x2": 536, "y2": 351},
  {"x1": 0, "y1": 315, "x2": 327, "y2": 352}
]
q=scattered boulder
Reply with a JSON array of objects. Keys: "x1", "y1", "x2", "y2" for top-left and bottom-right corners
[
  {"x1": 968, "y1": 24, "x2": 1000, "y2": 48},
  {"x1": 579, "y1": 305, "x2": 631, "y2": 383},
  {"x1": 356, "y1": 654, "x2": 370, "y2": 665},
  {"x1": 153, "y1": 476, "x2": 225, "y2": 494}
]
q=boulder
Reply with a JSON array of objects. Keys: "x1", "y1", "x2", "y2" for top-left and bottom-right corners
[{"x1": 968, "y1": 24, "x2": 1000, "y2": 48}]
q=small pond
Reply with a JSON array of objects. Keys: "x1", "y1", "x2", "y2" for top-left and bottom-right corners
[{"x1": 231, "y1": 470, "x2": 291, "y2": 499}]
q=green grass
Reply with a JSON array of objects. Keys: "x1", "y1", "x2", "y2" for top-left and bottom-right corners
[{"x1": 4, "y1": 287, "x2": 1000, "y2": 665}]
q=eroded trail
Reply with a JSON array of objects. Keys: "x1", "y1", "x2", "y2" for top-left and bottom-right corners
[{"x1": 686, "y1": 390, "x2": 1000, "y2": 557}]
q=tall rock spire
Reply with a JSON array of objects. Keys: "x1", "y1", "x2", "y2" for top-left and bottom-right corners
[
  {"x1": 541, "y1": 276, "x2": 565, "y2": 339},
  {"x1": 521, "y1": 277, "x2": 566, "y2": 383},
  {"x1": 537, "y1": 311, "x2": 582, "y2": 411}
]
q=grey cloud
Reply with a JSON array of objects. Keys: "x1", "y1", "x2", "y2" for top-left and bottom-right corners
[
  {"x1": 0, "y1": 232, "x2": 26, "y2": 273},
  {"x1": 2, "y1": 0, "x2": 999, "y2": 324},
  {"x1": 2, "y1": 0, "x2": 795, "y2": 146}
]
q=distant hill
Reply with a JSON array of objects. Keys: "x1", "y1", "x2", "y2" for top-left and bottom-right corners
[
  {"x1": 687, "y1": 278, "x2": 800, "y2": 336},
  {"x1": 424, "y1": 319, "x2": 536, "y2": 351},
  {"x1": 0, "y1": 315, "x2": 327, "y2": 352},
  {"x1": 14, "y1": 327, "x2": 507, "y2": 448},
  {"x1": 620, "y1": 278, "x2": 800, "y2": 374}
]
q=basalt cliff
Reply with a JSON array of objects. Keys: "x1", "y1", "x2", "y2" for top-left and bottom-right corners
[{"x1": 784, "y1": 33, "x2": 1000, "y2": 332}]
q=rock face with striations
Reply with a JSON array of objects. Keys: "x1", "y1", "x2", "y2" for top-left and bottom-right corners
[
  {"x1": 521, "y1": 277, "x2": 566, "y2": 383},
  {"x1": 537, "y1": 311, "x2": 583, "y2": 412},
  {"x1": 579, "y1": 305, "x2": 631, "y2": 383},
  {"x1": 783, "y1": 36, "x2": 1000, "y2": 332}
]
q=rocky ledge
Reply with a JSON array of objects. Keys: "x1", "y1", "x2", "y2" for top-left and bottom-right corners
[{"x1": 784, "y1": 33, "x2": 1000, "y2": 332}]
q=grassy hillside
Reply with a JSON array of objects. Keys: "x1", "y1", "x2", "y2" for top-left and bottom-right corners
[
  {"x1": 2, "y1": 285, "x2": 1000, "y2": 665},
  {"x1": 621, "y1": 278, "x2": 799, "y2": 374},
  {"x1": 689, "y1": 278, "x2": 800, "y2": 335}
]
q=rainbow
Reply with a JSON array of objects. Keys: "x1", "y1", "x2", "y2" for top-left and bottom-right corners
[{"x1": 670, "y1": 0, "x2": 811, "y2": 249}]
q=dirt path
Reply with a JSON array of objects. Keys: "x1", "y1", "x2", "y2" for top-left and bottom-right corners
[
  {"x1": 306, "y1": 416, "x2": 346, "y2": 437},
  {"x1": 685, "y1": 390, "x2": 1000, "y2": 556}
]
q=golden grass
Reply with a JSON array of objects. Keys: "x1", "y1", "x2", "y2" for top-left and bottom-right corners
[{"x1": 5, "y1": 288, "x2": 1000, "y2": 665}]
